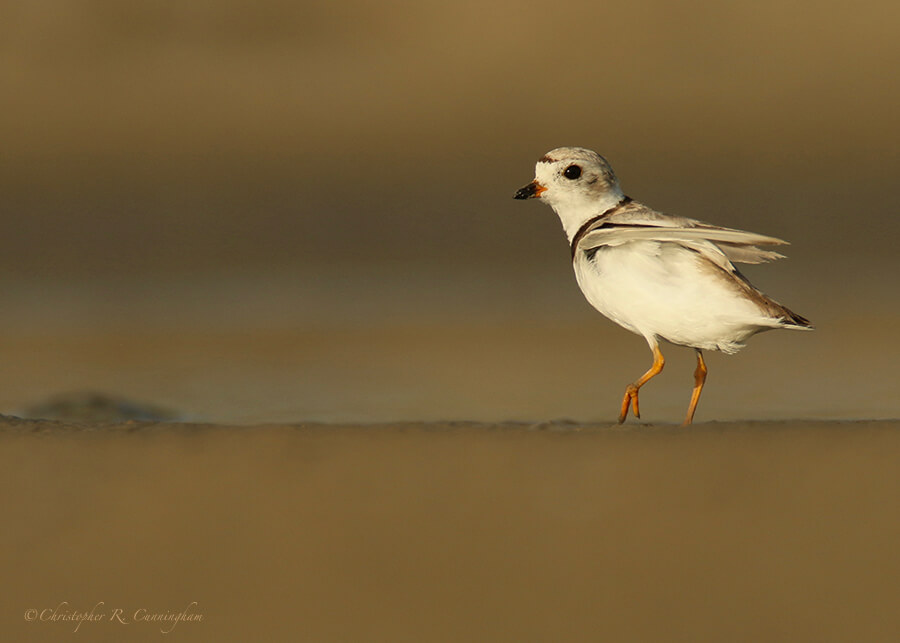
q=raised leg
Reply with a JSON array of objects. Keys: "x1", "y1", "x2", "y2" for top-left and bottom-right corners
[
  {"x1": 683, "y1": 350, "x2": 707, "y2": 425},
  {"x1": 618, "y1": 342, "x2": 665, "y2": 423}
]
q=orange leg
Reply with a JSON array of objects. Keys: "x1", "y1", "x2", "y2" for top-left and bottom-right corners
[
  {"x1": 683, "y1": 350, "x2": 707, "y2": 425},
  {"x1": 618, "y1": 344, "x2": 665, "y2": 423}
]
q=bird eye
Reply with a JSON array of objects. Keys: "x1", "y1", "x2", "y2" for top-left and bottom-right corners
[{"x1": 563, "y1": 164, "x2": 582, "y2": 180}]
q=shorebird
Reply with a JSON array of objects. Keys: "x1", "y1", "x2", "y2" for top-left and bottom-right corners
[{"x1": 514, "y1": 146, "x2": 812, "y2": 424}]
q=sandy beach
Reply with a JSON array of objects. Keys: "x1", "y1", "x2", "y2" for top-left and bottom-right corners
[{"x1": 3, "y1": 417, "x2": 899, "y2": 642}]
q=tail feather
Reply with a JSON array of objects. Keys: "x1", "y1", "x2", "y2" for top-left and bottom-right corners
[
  {"x1": 729, "y1": 267, "x2": 813, "y2": 330},
  {"x1": 779, "y1": 307, "x2": 813, "y2": 330}
]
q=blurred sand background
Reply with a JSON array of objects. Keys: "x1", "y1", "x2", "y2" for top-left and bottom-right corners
[
  {"x1": 3, "y1": 418, "x2": 900, "y2": 642},
  {"x1": 1, "y1": 1, "x2": 898, "y2": 641},
  {"x1": 0, "y1": 0, "x2": 897, "y2": 423}
]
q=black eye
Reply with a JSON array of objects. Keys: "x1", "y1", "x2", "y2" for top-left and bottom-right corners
[{"x1": 563, "y1": 164, "x2": 582, "y2": 180}]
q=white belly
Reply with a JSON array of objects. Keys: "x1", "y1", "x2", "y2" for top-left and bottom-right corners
[{"x1": 573, "y1": 241, "x2": 774, "y2": 353}]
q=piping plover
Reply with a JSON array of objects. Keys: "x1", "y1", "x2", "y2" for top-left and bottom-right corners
[{"x1": 514, "y1": 147, "x2": 812, "y2": 424}]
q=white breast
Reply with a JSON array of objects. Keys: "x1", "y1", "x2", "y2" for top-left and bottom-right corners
[{"x1": 573, "y1": 241, "x2": 777, "y2": 353}]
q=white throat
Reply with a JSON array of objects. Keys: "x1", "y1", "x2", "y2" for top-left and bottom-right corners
[{"x1": 550, "y1": 189, "x2": 626, "y2": 243}]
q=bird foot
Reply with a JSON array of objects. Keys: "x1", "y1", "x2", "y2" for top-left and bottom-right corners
[{"x1": 618, "y1": 384, "x2": 641, "y2": 423}]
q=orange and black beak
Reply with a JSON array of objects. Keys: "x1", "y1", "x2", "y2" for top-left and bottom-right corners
[{"x1": 513, "y1": 180, "x2": 546, "y2": 200}]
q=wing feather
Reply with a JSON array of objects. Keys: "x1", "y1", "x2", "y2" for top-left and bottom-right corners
[{"x1": 578, "y1": 226, "x2": 788, "y2": 265}]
